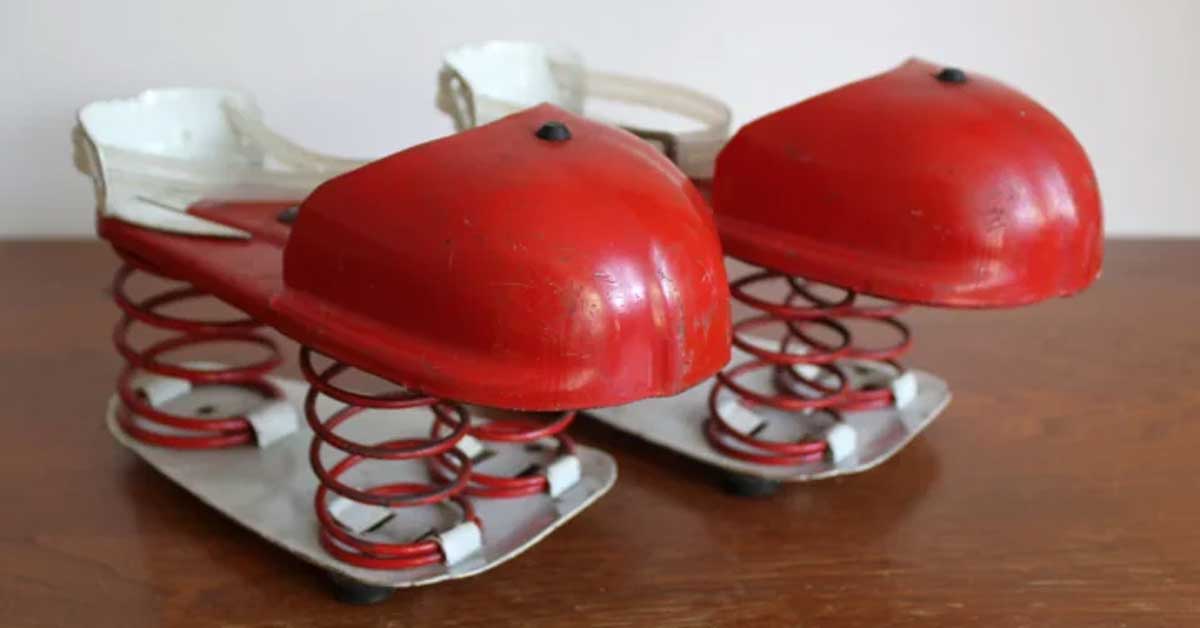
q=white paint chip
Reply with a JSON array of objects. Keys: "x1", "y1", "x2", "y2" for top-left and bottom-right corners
[
  {"x1": 455, "y1": 434, "x2": 487, "y2": 460},
  {"x1": 823, "y1": 422, "x2": 858, "y2": 462},
  {"x1": 327, "y1": 496, "x2": 394, "y2": 534},
  {"x1": 792, "y1": 363, "x2": 823, "y2": 380},
  {"x1": 546, "y1": 455, "x2": 582, "y2": 498},
  {"x1": 437, "y1": 521, "x2": 483, "y2": 566},
  {"x1": 891, "y1": 371, "x2": 918, "y2": 409},
  {"x1": 718, "y1": 399, "x2": 765, "y2": 435},
  {"x1": 245, "y1": 399, "x2": 299, "y2": 448},
  {"x1": 133, "y1": 374, "x2": 192, "y2": 406}
]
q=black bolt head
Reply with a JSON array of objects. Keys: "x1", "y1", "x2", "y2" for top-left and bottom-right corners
[
  {"x1": 328, "y1": 573, "x2": 394, "y2": 605},
  {"x1": 535, "y1": 121, "x2": 572, "y2": 142},
  {"x1": 276, "y1": 205, "x2": 299, "y2": 224},
  {"x1": 722, "y1": 472, "x2": 782, "y2": 498},
  {"x1": 936, "y1": 67, "x2": 968, "y2": 84}
]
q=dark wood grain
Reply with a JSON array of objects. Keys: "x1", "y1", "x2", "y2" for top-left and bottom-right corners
[{"x1": 1, "y1": 239, "x2": 1198, "y2": 628}]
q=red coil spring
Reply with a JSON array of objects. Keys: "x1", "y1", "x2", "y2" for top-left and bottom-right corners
[
  {"x1": 111, "y1": 250, "x2": 285, "y2": 449},
  {"x1": 705, "y1": 270, "x2": 913, "y2": 465},
  {"x1": 430, "y1": 408, "x2": 578, "y2": 499},
  {"x1": 300, "y1": 346, "x2": 480, "y2": 569}
]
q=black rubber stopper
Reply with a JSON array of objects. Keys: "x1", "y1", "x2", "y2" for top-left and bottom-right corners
[
  {"x1": 276, "y1": 205, "x2": 300, "y2": 225},
  {"x1": 935, "y1": 67, "x2": 968, "y2": 84},
  {"x1": 328, "y1": 573, "x2": 394, "y2": 605},
  {"x1": 535, "y1": 121, "x2": 572, "y2": 142},
  {"x1": 722, "y1": 472, "x2": 782, "y2": 498}
]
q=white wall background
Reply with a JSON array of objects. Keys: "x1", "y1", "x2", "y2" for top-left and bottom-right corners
[{"x1": 2, "y1": 0, "x2": 1197, "y2": 237}]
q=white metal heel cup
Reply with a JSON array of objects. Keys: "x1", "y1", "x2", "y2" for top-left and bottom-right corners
[
  {"x1": 437, "y1": 40, "x2": 730, "y2": 179},
  {"x1": 74, "y1": 88, "x2": 367, "y2": 238}
]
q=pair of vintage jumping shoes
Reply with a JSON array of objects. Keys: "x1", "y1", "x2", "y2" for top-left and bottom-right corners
[{"x1": 73, "y1": 40, "x2": 1101, "y2": 601}]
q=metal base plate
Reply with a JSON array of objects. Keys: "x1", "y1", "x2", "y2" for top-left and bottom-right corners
[
  {"x1": 106, "y1": 377, "x2": 617, "y2": 588},
  {"x1": 586, "y1": 350, "x2": 950, "y2": 482}
]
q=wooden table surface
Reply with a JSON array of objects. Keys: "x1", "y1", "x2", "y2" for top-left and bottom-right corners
[{"x1": 2, "y1": 239, "x2": 1198, "y2": 627}]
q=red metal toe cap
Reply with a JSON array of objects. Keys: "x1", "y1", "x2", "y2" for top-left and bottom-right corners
[
  {"x1": 712, "y1": 59, "x2": 1103, "y2": 308},
  {"x1": 278, "y1": 104, "x2": 730, "y2": 410}
]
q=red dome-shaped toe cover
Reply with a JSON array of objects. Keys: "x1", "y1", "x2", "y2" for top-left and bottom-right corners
[
  {"x1": 276, "y1": 104, "x2": 730, "y2": 410},
  {"x1": 712, "y1": 59, "x2": 1103, "y2": 308}
]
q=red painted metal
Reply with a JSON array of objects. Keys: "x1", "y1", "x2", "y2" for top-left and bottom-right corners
[
  {"x1": 712, "y1": 58, "x2": 1103, "y2": 308},
  {"x1": 704, "y1": 60, "x2": 1103, "y2": 465},
  {"x1": 101, "y1": 104, "x2": 731, "y2": 413},
  {"x1": 706, "y1": 273, "x2": 912, "y2": 464},
  {"x1": 301, "y1": 346, "x2": 479, "y2": 569},
  {"x1": 98, "y1": 104, "x2": 729, "y2": 564},
  {"x1": 110, "y1": 255, "x2": 286, "y2": 449},
  {"x1": 278, "y1": 103, "x2": 730, "y2": 410},
  {"x1": 98, "y1": 103, "x2": 730, "y2": 565},
  {"x1": 98, "y1": 103, "x2": 724, "y2": 559},
  {"x1": 429, "y1": 411, "x2": 579, "y2": 499}
]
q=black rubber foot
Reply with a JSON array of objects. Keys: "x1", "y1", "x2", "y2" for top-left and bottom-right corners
[
  {"x1": 329, "y1": 573, "x2": 394, "y2": 605},
  {"x1": 722, "y1": 472, "x2": 782, "y2": 497}
]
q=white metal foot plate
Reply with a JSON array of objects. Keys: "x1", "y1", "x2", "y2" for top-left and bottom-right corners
[
  {"x1": 106, "y1": 377, "x2": 617, "y2": 588},
  {"x1": 585, "y1": 350, "x2": 950, "y2": 482}
]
